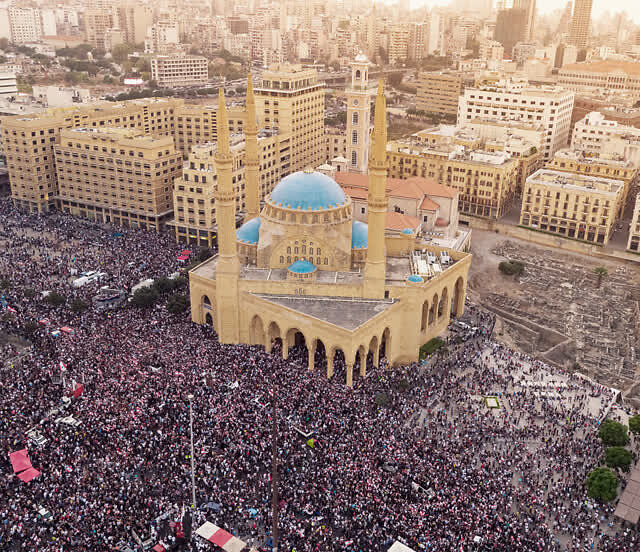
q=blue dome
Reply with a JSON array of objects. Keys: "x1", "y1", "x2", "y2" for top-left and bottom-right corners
[
  {"x1": 402, "y1": 227, "x2": 414, "y2": 235},
  {"x1": 270, "y1": 171, "x2": 347, "y2": 211},
  {"x1": 352, "y1": 220, "x2": 368, "y2": 249},
  {"x1": 236, "y1": 217, "x2": 261, "y2": 244},
  {"x1": 408, "y1": 274, "x2": 423, "y2": 283},
  {"x1": 288, "y1": 260, "x2": 316, "y2": 274}
]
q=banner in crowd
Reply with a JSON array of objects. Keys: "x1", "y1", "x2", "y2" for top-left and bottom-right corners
[{"x1": 195, "y1": 522, "x2": 246, "y2": 552}]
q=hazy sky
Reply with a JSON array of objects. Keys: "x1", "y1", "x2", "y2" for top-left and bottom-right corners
[{"x1": 406, "y1": 0, "x2": 640, "y2": 22}]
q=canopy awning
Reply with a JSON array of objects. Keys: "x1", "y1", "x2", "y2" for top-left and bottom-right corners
[
  {"x1": 17, "y1": 467, "x2": 40, "y2": 482},
  {"x1": 9, "y1": 449, "x2": 31, "y2": 473}
]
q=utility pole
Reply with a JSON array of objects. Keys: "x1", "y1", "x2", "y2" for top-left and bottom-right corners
[
  {"x1": 271, "y1": 382, "x2": 279, "y2": 552},
  {"x1": 188, "y1": 393, "x2": 196, "y2": 509}
]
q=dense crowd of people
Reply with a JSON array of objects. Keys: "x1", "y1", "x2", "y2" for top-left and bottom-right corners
[{"x1": 0, "y1": 197, "x2": 639, "y2": 552}]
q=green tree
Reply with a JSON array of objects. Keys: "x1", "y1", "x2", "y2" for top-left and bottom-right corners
[
  {"x1": 604, "y1": 447, "x2": 633, "y2": 472},
  {"x1": 629, "y1": 414, "x2": 640, "y2": 435},
  {"x1": 167, "y1": 294, "x2": 189, "y2": 314},
  {"x1": 598, "y1": 419, "x2": 630, "y2": 447},
  {"x1": 70, "y1": 298, "x2": 89, "y2": 313},
  {"x1": 586, "y1": 467, "x2": 618, "y2": 502},
  {"x1": 111, "y1": 43, "x2": 132, "y2": 64},
  {"x1": 23, "y1": 288, "x2": 36, "y2": 299},
  {"x1": 499, "y1": 260, "x2": 524, "y2": 276},
  {"x1": 152, "y1": 277, "x2": 177, "y2": 295},
  {"x1": 103, "y1": 75, "x2": 114, "y2": 84},
  {"x1": 594, "y1": 266, "x2": 608, "y2": 288},
  {"x1": 131, "y1": 286, "x2": 158, "y2": 308},
  {"x1": 45, "y1": 291, "x2": 66, "y2": 306}
]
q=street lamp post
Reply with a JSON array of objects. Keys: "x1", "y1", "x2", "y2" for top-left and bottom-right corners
[{"x1": 187, "y1": 393, "x2": 196, "y2": 510}]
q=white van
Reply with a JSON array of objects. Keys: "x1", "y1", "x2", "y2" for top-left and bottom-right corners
[{"x1": 72, "y1": 277, "x2": 89, "y2": 288}]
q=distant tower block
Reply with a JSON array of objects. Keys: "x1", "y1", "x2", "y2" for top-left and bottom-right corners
[{"x1": 346, "y1": 52, "x2": 372, "y2": 173}]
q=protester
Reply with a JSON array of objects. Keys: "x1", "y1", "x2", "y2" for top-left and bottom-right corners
[{"x1": 0, "y1": 198, "x2": 636, "y2": 552}]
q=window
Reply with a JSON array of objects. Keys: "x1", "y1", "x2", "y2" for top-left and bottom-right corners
[
  {"x1": 352, "y1": 112, "x2": 359, "y2": 125},
  {"x1": 352, "y1": 131, "x2": 358, "y2": 145},
  {"x1": 351, "y1": 151, "x2": 357, "y2": 166}
]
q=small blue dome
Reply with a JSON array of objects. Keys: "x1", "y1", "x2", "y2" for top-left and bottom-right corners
[
  {"x1": 288, "y1": 260, "x2": 316, "y2": 274},
  {"x1": 270, "y1": 171, "x2": 347, "y2": 211},
  {"x1": 236, "y1": 217, "x2": 261, "y2": 244},
  {"x1": 408, "y1": 275, "x2": 423, "y2": 283},
  {"x1": 402, "y1": 227, "x2": 414, "y2": 235},
  {"x1": 352, "y1": 220, "x2": 368, "y2": 249}
]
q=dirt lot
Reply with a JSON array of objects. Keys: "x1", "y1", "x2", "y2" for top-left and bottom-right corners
[{"x1": 468, "y1": 229, "x2": 640, "y2": 404}]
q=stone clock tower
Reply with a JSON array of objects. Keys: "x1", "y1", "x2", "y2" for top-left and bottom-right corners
[{"x1": 346, "y1": 52, "x2": 372, "y2": 173}]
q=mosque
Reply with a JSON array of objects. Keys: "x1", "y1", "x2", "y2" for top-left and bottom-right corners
[{"x1": 189, "y1": 79, "x2": 471, "y2": 386}]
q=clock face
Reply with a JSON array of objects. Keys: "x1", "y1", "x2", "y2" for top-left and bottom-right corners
[{"x1": 353, "y1": 99, "x2": 359, "y2": 106}]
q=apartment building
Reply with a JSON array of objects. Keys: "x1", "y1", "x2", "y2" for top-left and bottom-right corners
[
  {"x1": 546, "y1": 149, "x2": 638, "y2": 214},
  {"x1": 558, "y1": 61, "x2": 640, "y2": 99},
  {"x1": 628, "y1": 193, "x2": 640, "y2": 253},
  {"x1": 255, "y1": 64, "x2": 325, "y2": 173},
  {"x1": 8, "y1": 6, "x2": 42, "y2": 44},
  {"x1": 172, "y1": 130, "x2": 289, "y2": 247},
  {"x1": 116, "y1": 3, "x2": 153, "y2": 45},
  {"x1": 479, "y1": 39, "x2": 504, "y2": 62},
  {"x1": 84, "y1": 7, "x2": 113, "y2": 51},
  {"x1": 457, "y1": 81, "x2": 575, "y2": 161},
  {"x1": 325, "y1": 127, "x2": 346, "y2": 163},
  {"x1": 520, "y1": 169, "x2": 624, "y2": 245},
  {"x1": 55, "y1": 127, "x2": 181, "y2": 230},
  {"x1": 174, "y1": 104, "x2": 245, "y2": 156},
  {"x1": 408, "y1": 22, "x2": 429, "y2": 61},
  {"x1": 571, "y1": 111, "x2": 640, "y2": 155},
  {"x1": 389, "y1": 23, "x2": 410, "y2": 65},
  {"x1": 151, "y1": 56, "x2": 209, "y2": 88},
  {"x1": 568, "y1": 0, "x2": 593, "y2": 50},
  {"x1": 386, "y1": 135, "x2": 520, "y2": 219},
  {"x1": 416, "y1": 72, "x2": 463, "y2": 117},
  {"x1": 1, "y1": 97, "x2": 182, "y2": 212}
]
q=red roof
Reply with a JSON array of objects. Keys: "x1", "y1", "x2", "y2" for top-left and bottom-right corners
[
  {"x1": 385, "y1": 212, "x2": 421, "y2": 231},
  {"x1": 334, "y1": 172, "x2": 457, "y2": 200}
]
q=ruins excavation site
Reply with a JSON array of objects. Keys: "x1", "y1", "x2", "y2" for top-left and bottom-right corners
[{"x1": 468, "y1": 230, "x2": 640, "y2": 406}]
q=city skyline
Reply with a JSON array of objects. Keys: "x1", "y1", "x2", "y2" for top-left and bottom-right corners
[{"x1": 397, "y1": 0, "x2": 640, "y2": 22}]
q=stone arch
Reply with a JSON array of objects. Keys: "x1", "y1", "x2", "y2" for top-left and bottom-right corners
[
  {"x1": 452, "y1": 276, "x2": 466, "y2": 317},
  {"x1": 420, "y1": 299, "x2": 429, "y2": 331},
  {"x1": 284, "y1": 327, "x2": 308, "y2": 361},
  {"x1": 356, "y1": 344, "x2": 367, "y2": 378},
  {"x1": 368, "y1": 335, "x2": 379, "y2": 371},
  {"x1": 312, "y1": 338, "x2": 327, "y2": 374},
  {"x1": 205, "y1": 312, "x2": 213, "y2": 326},
  {"x1": 438, "y1": 287, "x2": 449, "y2": 319},
  {"x1": 250, "y1": 315, "x2": 265, "y2": 346},
  {"x1": 266, "y1": 321, "x2": 282, "y2": 354},
  {"x1": 428, "y1": 293, "x2": 438, "y2": 325},
  {"x1": 330, "y1": 346, "x2": 346, "y2": 383},
  {"x1": 379, "y1": 327, "x2": 391, "y2": 364}
]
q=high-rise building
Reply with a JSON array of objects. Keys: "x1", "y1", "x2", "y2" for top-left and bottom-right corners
[
  {"x1": 388, "y1": 23, "x2": 410, "y2": 65},
  {"x1": 458, "y1": 81, "x2": 575, "y2": 160},
  {"x1": 8, "y1": 6, "x2": 42, "y2": 44},
  {"x1": 0, "y1": 73, "x2": 17, "y2": 99},
  {"x1": 494, "y1": 8, "x2": 528, "y2": 56},
  {"x1": 408, "y1": 22, "x2": 429, "y2": 62},
  {"x1": 55, "y1": 127, "x2": 182, "y2": 230},
  {"x1": 84, "y1": 5, "x2": 114, "y2": 51},
  {"x1": 117, "y1": 3, "x2": 154, "y2": 45},
  {"x1": 416, "y1": 71, "x2": 463, "y2": 118},
  {"x1": 568, "y1": 0, "x2": 593, "y2": 50},
  {"x1": 254, "y1": 64, "x2": 325, "y2": 173},
  {"x1": 345, "y1": 54, "x2": 372, "y2": 173},
  {"x1": 513, "y1": 0, "x2": 536, "y2": 42}
]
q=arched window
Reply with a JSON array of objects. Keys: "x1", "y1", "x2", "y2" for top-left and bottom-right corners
[
  {"x1": 352, "y1": 112, "x2": 359, "y2": 125},
  {"x1": 280, "y1": 256, "x2": 284, "y2": 263},
  {"x1": 287, "y1": 256, "x2": 291, "y2": 263},
  {"x1": 316, "y1": 257, "x2": 321, "y2": 265},
  {"x1": 355, "y1": 69, "x2": 361, "y2": 79},
  {"x1": 324, "y1": 257, "x2": 328, "y2": 265},
  {"x1": 287, "y1": 246, "x2": 291, "y2": 254},
  {"x1": 317, "y1": 248, "x2": 321, "y2": 255},
  {"x1": 309, "y1": 247, "x2": 314, "y2": 255},
  {"x1": 352, "y1": 130, "x2": 358, "y2": 145},
  {"x1": 351, "y1": 151, "x2": 357, "y2": 166},
  {"x1": 294, "y1": 246, "x2": 299, "y2": 254}
]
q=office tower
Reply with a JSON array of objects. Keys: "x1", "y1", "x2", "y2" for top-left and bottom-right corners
[{"x1": 568, "y1": 0, "x2": 593, "y2": 50}]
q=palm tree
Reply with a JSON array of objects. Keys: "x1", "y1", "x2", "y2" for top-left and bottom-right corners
[{"x1": 594, "y1": 266, "x2": 608, "y2": 288}]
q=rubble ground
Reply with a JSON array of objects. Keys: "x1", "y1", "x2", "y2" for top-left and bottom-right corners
[{"x1": 468, "y1": 229, "x2": 640, "y2": 405}]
